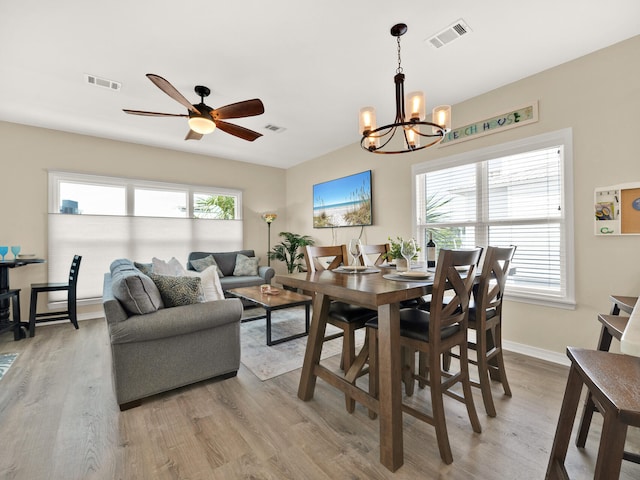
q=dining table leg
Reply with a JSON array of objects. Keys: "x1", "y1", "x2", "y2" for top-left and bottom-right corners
[
  {"x1": 298, "y1": 292, "x2": 331, "y2": 401},
  {"x1": 377, "y1": 302, "x2": 404, "y2": 471}
]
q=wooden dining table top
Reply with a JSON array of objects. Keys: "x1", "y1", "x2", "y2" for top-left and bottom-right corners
[{"x1": 275, "y1": 268, "x2": 437, "y2": 472}]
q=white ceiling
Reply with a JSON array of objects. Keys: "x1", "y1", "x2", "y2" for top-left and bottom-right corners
[{"x1": 1, "y1": 1, "x2": 639, "y2": 169}]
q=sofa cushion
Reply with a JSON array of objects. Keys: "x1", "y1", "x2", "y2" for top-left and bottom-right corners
[
  {"x1": 110, "y1": 259, "x2": 164, "y2": 315},
  {"x1": 149, "y1": 273, "x2": 202, "y2": 307},
  {"x1": 152, "y1": 257, "x2": 186, "y2": 276},
  {"x1": 233, "y1": 253, "x2": 260, "y2": 276},
  {"x1": 184, "y1": 265, "x2": 224, "y2": 301},
  {"x1": 190, "y1": 254, "x2": 224, "y2": 277}
]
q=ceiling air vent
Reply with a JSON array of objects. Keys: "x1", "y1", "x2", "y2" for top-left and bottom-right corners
[
  {"x1": 84, "y1": 74, "x2": 121, "y2": 92},
  {"x1": 427, "y1": 19, "x2": 471, "y2": 49},
  {"x1": 264, "y1": 124, "x2": 286, "y2": 133}
]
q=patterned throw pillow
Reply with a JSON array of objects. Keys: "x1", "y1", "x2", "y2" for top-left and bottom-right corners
[
  {"x1": 190, "y1": 254, "x2": 224, "y2": 277},
  {"x1": 133, "y1": 261, "x2": 153, "y2": 276},
  {"x1": 184, "y1": 265, "x2": 224, "y2": 301},
  {"x1": 149, "y1": 273, "x2": 202, "y2": 307},
  {"x1": 233, "y1": 253, "x2": 260, "y2": 276}
]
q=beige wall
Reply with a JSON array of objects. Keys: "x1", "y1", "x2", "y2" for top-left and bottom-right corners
[
  {"x1": 0, "y1": 122, "x2": 287, "y2": 317},
  {"x1": 286, "y1": 35, "x2": 640, "y2": 358}
]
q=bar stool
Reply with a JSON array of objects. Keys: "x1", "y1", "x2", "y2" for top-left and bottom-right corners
[
  {"x1": 0, "y1": 289, "x2": 23, "y2": 340},
  {"x1": 546, "y1": 347, "x2": 640, "y2": 479},
  {"x1": 575, "y1": 295, "x2": 639, "y2": 460}
]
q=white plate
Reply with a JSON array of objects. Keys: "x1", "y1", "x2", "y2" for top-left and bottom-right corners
[
  {"x1": 337, "y1": 265, "x2": 368, "y2": 272},
  {"x1": 397, "y1": 271, "x2": 432, "y2": 279}
]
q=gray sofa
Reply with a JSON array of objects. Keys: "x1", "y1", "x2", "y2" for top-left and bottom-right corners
[
  {"x1": 103, "y1": 259, "x2": 243, "y2": 410},
  {"x1": 187, "y1": 249, "x2": 275, "y2": 299}
]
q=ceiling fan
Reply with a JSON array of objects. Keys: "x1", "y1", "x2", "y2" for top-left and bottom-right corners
[{"x1": 123, "y1": 74, "x2": 265, "y2": 142}]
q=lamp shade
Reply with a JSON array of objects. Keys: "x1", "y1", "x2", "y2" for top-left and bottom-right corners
[
  {"x1": 359, "y1": 107, "x2": 379, "y2": 150},
  {"x1": 406, "y1": 91, "x2": 425, "y2": 121},
  {"x1": 188, "y1": 116, "x2": 216, "y2": 134},
  {"x1": 262, "y1": 213, "x2": 277, "y2": 223},
  {"x1": 432, "y1": 105, "x2": 452, "y2": 134}
]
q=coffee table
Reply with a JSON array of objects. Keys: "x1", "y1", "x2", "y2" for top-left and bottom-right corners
[{"x1": 227, "y1": 286, "x2": 312, "y2": 346}]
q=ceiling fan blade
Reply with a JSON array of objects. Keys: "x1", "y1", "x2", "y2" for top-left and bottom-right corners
[
  {"x1": 215, "y1": 120, "x2": 263, "y2": 142},
  {"x1": 123, "y1": 109, "x2": 188, "y2": 117},
  {"x1": 185, "y1": 129, "x2": 203, "y2": 141},
  {"x1": 213, "y1": 99, "x2": 265, "y2": 120},
  {"x1": 146, "y1": 74, "x2": 200, "y2": 114}
]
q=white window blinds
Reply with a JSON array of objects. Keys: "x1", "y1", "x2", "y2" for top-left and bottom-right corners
[{"x1": 413, "y1": 129, "x2": 574, "y2": 308}]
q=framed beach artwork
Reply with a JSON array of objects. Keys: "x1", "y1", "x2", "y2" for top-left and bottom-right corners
[{"x1": 313, "y1": 170, "x2": 372, "y2": 228}]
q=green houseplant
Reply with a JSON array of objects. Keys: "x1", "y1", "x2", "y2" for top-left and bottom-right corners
[
  {"x1": 268, "y1": 232, "x2": 315, "y2": 273},
  {"x1": 381, "y1": 236, "x2": 420, "y2": 262}
]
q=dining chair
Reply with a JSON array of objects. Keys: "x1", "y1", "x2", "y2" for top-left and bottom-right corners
[
  {"x1": 304, "y1": 245, "x2": 377, "y2": 412},
  {"x1": 358, "y1": 243, "x2": 391, "y2": 266},
  {"x1": 366, "y1": 247, "x2": 483, "y2": 464},
  {"x1": 444, "y1": 245, "x2": 516, "y2": 417},
  {"x1": 28, "y1": 255, "x2": 82, "y2": 337}
]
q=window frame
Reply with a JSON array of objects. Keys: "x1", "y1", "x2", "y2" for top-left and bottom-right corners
[
  {"x1": 48, "y1": 171, "x2": 242, "y2": 219},
  {"x1": 412, "y1": 128, "x2": 575, "y2": 309}
]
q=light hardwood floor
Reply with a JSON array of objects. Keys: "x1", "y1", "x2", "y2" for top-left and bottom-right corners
[{"x1": 1, "y1": 319, "x2": 639, "y2": 480}]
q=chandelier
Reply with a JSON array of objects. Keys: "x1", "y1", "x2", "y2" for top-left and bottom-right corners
[{"x1": 359, "y1": 23, "x2": 452, "y2": 154}]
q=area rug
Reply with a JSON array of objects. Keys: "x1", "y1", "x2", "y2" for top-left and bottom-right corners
[
  {"x1": 240, "y1": 306, "x2": 365, "y2": 381},
  {"x1": 0, "y1": 353, "x2": 18, "y2": 381}
]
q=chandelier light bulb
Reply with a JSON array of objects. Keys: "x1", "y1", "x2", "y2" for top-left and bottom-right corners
[{"x1": 406, "y1": 91, "x2": 425, "y2": 121}]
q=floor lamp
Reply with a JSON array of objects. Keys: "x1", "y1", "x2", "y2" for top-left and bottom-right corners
[{"x1": 262, "y1": 213, "x2": 277, "y2": 266}]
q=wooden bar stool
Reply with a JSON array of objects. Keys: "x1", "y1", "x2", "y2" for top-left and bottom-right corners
[
  {"x1": 546, "y1": 347, "x2": 640, "y2": 479},
  {"x1": 575, "y1": 295, "x2": 639, "y2": 457},
  {"x1": 0, "y1": 289, "x2": 23, "y2": 340}
]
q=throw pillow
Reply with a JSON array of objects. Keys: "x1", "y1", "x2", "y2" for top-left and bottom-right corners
[
  {"x1": 184, "y1": 265, "x2": 224, "y2": 301},
  {"x1": 190, "y1": 254, "x2": 224, "y2": 277},
  {"x1": 134, "y1": 261, "x2": 153, "y2": 276},
  {"x1": 152, "y1": 257, "x2": 186, "y2": 276},
  {"x1": 233, "y1": 253, "x2": 260, "y2": 276},
  {"x1": 149, "y1": 273, "x2": 202, "y2": 307}
]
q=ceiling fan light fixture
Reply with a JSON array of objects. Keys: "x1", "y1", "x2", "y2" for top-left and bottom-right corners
[{"x1": 188, "y1": 115, "x2": 216, "y2": 134}]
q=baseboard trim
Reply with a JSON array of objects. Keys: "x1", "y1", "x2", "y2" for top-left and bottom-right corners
[{"x1": 503, "y1": 340, "x2": 570, "y2": 367}]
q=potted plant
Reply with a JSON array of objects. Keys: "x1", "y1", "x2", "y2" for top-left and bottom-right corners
[
  {"x1": 268, "y1": 232, "x2": 315, "y2": 274},
  {"x1": 381, "y1": 236, "x2": 420, "y2": 269}
]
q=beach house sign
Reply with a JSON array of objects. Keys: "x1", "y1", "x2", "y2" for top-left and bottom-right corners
[{"x1": 440, "y1": 101, "x2": 538, "y2": 147}]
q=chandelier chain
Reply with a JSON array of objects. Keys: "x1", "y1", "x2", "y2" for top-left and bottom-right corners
[{"x1": 396, "y1": 36, "x2": 403, "y2": 74}]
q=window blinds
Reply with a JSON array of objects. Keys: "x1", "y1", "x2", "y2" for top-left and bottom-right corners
[
  {"x1": 415, "y1": 140, "x2": 572, "y2": 307},
  {"x1": 48, "y1": 214, "x2": 243, "y2": 302}
]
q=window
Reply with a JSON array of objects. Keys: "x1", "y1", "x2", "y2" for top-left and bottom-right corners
[
  {"x1": 48, "y1": 172, "x2": 244, "y2": 303},
  {"x1": 413, "y1": 129, "x2": 574, "y2": 308}
]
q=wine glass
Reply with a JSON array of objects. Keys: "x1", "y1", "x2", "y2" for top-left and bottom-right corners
[
  {"x1": 11, "y1": 245, "x2": 21, "y2": 259},
  {"x1": 348, "y1": 238, "x2": 363, "y2": 270},
  {"x1": 0, "y1": 246, "x2": 7, "y2": 261},
  {"x1": 401, "y1": 239, "x2": 417, "y2": 271}
]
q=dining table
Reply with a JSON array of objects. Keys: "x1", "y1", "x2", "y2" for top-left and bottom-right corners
[
  {"x1": 0, "y1": 257, "x2": 46, "y2": 338},
  {"x1": 275, "y1": 266, "x2": 437, "y2": 472}
]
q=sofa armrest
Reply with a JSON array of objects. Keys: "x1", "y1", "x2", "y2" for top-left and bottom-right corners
[
  {"x1": 259, "y1": 265, "x2": 275, "y2": 284},
  {"x1": 108, "y1": 298, "x2": 243, "y2": 345}
]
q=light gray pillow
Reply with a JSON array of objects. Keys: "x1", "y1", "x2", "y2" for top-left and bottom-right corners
[
  {"x1": 233, "y1": 253, "x2": 260, "y2": 276},
  {"x1": 110, "y1": 259, "x2": 164, "y2": 315},
  {"x1": 149, "y1": 273, "x2": 202, "y2": 307},
  {"x1": 190, "y1": 254, "x2": 224, "y2": 277}
]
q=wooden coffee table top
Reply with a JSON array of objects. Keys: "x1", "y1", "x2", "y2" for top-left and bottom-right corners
[{"x1": 227, "y1": 286, "x2": 311, "y2": 309}]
